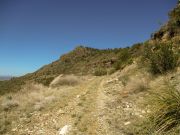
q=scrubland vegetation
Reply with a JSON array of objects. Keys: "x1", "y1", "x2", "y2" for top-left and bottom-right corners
[
  {"x1": 143, "y1": 43, "x2": 179, "y2": 74},
  {"x1": 0, "y1": 3, "x2": 180, "y2": 135}
]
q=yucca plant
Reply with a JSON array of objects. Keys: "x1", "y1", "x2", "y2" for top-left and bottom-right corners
[{"x1": 148, "y1": 85, "x2": 180, "y2": 134}]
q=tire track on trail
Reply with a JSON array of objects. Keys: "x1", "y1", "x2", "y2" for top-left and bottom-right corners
[{"x1": 66, "y1": 77, "x2": 105, "y2": 135}]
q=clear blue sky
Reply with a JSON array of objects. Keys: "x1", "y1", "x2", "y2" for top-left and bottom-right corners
[{"x1": 0, "y1": 0, "x2": 177, "y2": 76}]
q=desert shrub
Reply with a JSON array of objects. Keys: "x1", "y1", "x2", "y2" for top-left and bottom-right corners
[
  {"x1": 0, "y1": 78, "x2": 25, "y2": 95},
  {"x1": 144, "y1": 43, "x2": 178, "y2": 74},
  {"x1": 51, "y1": 75, "x2": 79, "y2": 87},
  {"x1": 107, "y1": 68, "x2": 116, "y2": 75},
  {"x1": 35, "y1": 76, "x2": 55, "y2": 86},
  {"x1": 130, "y1": 43, "x2": 143, "y2": 57},
  {"x1": 118, "y1": 48, "x2": 131, "y2": 62},
  {"x1": 140, "y1": 85, "x2": 180, "y2": 134},
  {"x1": 94, "y1": 68, "x2": 107, "y2": 76},
  {"x1": 114, "y1": 48, "x2": 133, "y2": 70},
  {"x1": 169, "y1": 4, "x2": 180, "y2": 28},
  {"x1": 113, "y1": 61, "x2": 122, "y2": 70}
]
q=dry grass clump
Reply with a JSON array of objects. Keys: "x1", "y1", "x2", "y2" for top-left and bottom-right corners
[
  {"x1": 136, "y1": 83, "x2": 180, "y2": 135},
  {"x1": 0, "y1": 83, "x2": 57, "y2": 112},
  {"x1": 0, "y1": 117, "x2": 11, "y2": 134},
  {"x1": 148, "y1": 85, "x2": 180, "y2": 134},
  {"x1": 1, "y1": 97, "x2": 19, "y2": 111},
  {"x1": 118, "y1": 75, "x2": 129, "y2": 86},
  {"x1": 21, "y1": 83, "x2": 44, "y2": 92},
  {"x1": 50, "y1": 75, "x2": 80, "y2": 88},
  {"x1": 22, "y1": 84, "x2": 56, "y2": 111},
  {"x1": 123, "y1": 76, "x2": 149, "y2": 95},
  {"x1": 33, "y1": 95, "x2": 55, "y2": 111}
]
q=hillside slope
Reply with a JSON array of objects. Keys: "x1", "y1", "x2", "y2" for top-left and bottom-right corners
[
  {"x1": 0, "y1": 3, "x2": 180, "y2": 135},
  {"x1": 1, "y1": 3, "x2": 179, "y2": 95},
  {"x1": 0, "y1": 76, "x2": 12, "y2": 81},
  {"x1": 0, "y1": 44, "x2": 143, "y2": 95},
  {"x1": 0, "y1": 63, "x2": 179, "y2": 135}
]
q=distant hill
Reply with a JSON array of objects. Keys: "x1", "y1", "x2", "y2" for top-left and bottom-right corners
[
  {"x1": 27, "y1": 45, "x2": 142, "y2": 85},
  {"x1": 0, "y1": 44, "x2": 142, "y2": 95},
  {"x1": 0, "y1": 76, "x2": 12, "y2": 81}
]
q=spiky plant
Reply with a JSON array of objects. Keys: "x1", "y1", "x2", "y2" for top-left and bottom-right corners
[{"x1": 148, "y1": 85, "x2": 180, "y2": 134}]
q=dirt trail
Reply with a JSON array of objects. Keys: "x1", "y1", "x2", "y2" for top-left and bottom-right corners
[
  {"x1": 2, "y1": 64, "x2": 153, "y2": 135},
  {"x1": 5, "y1": 77, "x2": 106, "y2": 135},
  {"x1": 67, "y1": 77, "x2": 105, "y2": 135},
  {"x1": 2, "y1": 65, "x2": 179, "y2": 135}
]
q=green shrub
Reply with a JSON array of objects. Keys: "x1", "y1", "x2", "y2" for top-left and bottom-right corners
[
  {"x1": 113, "y1": 48, "x2": 133, "y2": 70},
  {"x1": 169, "y1": 4, "x2": 180, "y2": 27},
  {"x1": 35, "y1": 76, "x2": 55, "y2": 86},
  {"x1": 152, "y1": 86, "x2": 180, "y2": 132},
  {"x1": 118, "y1": 48, "x2": 131, "y2": 62},
  {"x1": 144, "y1": 43, "x2": 178, "y2": 74},
  {"x1": 107, "y1": 68, "x2": 116, "y2": 75},
  {"x1": 114, "y1": 61, "x2": 122, "y2": 70},
  {"x1": 94, "y1": 68, "x2": 107, "y2": 76},
  {"x1": 0, "y1": 79, "x2": 25, "y2": 95}
]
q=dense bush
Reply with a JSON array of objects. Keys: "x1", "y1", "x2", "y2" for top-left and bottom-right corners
[
  {"x1": 0, "y1": 79, "x2": 25, "y2": 95},
  {"x1": 94, "y1": 68, "x2": 107, "y2": 76},
  {"x1": 113, "y1": 48, "x2": 132, "y2": 70},
  {"x1": 107, "y1": 68, "x2": 116, "y2": 75},
  {"x1": 169, "y1": 4, "x2": 180, "y2": 27},
  {"x1": 144, "y1": 43, "x2": 178, "y2": 74},
  {"x1": 35, "y1": 76, "x2": 55, "y2": 86},
  {"x1": 118, "y1": 48, "x2": 130, "y2": 62}
]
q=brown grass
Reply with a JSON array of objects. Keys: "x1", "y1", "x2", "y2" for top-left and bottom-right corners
[{"x1": 50, "y1": 75, "x2": 80, "y2": 88}]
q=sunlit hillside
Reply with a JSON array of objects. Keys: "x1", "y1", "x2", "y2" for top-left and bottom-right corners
[{"x1": 0, "y1": 3, "x2": 180, "y2": 135}]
